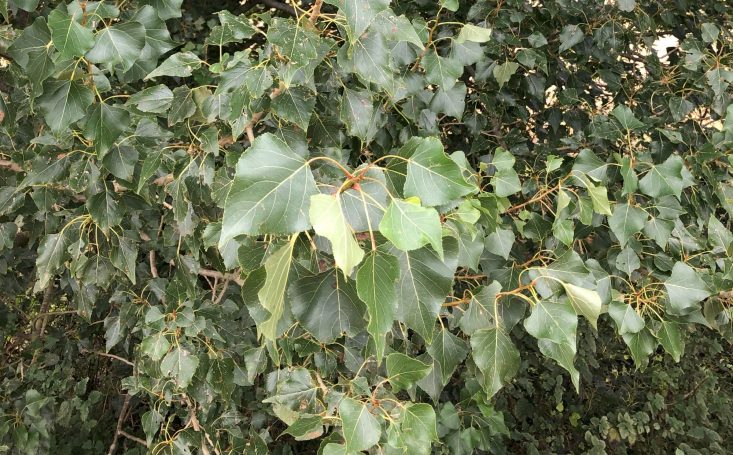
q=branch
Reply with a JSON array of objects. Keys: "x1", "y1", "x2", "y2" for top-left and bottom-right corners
[
  {"x1": 118, "y1": 430, "x2": 148, "y2": 448},
  {"x1": 87, "y1": 350, "x2": 135, "y2": 367},
  {"x1": 107, "y1": 394, "x2": 132, "y2": 455},
  {"x1": 0, "y1": 159, "x2": 22, "y2": 172},
  {"x1": 309, "y1": 0, "x2": 323, "y2": 25}
]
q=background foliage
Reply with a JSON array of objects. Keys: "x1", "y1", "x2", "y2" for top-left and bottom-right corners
[{"x1": 1, "y1": 0, "x2": 732, "y2": 453}]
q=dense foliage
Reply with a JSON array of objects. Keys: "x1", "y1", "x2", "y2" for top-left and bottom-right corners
[{"x1": 1, "y1": 0, "x2": 732, "y2": 453}]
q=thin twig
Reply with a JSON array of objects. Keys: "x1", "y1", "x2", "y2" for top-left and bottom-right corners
[
  {"x1": 149, "y1": 250, "x2": 158, "y2": 278},
  {"x1": 309, "y1": 0, "x2": 323, "y2": 25},
  {"x1": 0, "y1": 159, "x2": 22, "y2": 172},
  {"x1": 85, "y1": 350, "x2": 135, "y2": 367},
  {"x1": 213, "y1": 278, "x2": 231, "y2": 305},
  {"x1": 107, "y1": 394, "x2": 132, "y2": 455},
  {"x1": 118, "y1": 430, "x2": 148, "y2": 447}
]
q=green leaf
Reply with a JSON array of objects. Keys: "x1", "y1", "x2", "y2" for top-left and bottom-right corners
[
  {"x1": 456, "y1": 24, "x2": 492, "y2": 44},
  {"x1": 423, "y1": 50, "x2": 463, "y2": 89},
  {"x1": 643, "y1": 217, "x2": 674, "y2": 249},
  {"x1": 35, "y1": 232, "x2": 71, "y2": 290},
  {"x1": 7, "y1": 17, "x2": 51, "y2": 70},
  {"x1": 83, "y1": 102, "x2": 130, "y2": 155},
  {"x1": 167, "y1": 86, "x2": 196, "y2": 126},
  {"x1": 340, "y1": 88, "x2": 384, "y2": 143},
  {"x1": 141, "y1": 332, "x2": 171, "y2": 361},
  {"x1": 335, "y1": 0, "x2": 390, "y2": 43},
  {"x1": 400, "y1": 403, "x2": 439, "y2": 454},
  {"x1": 459, "y1": 281, "x2": 501, "y2": 334},
  {"x1": 429, "y1": 83, "x2": 466, "y2": 119},
  {"x1": 701, "y1": 23, "x2": 720, "y2": 43},
  {"x1": 145, "y1": 0, "x2": 183, "y2": 20},
  {"x1": 206, "y1": 10, "x2": 256, "y2": 46},
  {"x1": 427, "y1": 328, "x2": 469, "y2": 385},
  {"x1": 622, "y1": 328, "x2": 656, "y2": 370},
  {"x1": 403, "y1": 137, "x2": 475, "y2": 206},
  {"x1": 309, "y1": 194, "x2": 364, "y2": 277},
  {"x1": 611, "y1": 105, "x2": 645, "y2": 131},
  {"x1": 485, "y1": 228, "x2": 514, "y2": 260},
  {"x1": 386, "y1": 353, "x2": 432, "y2": 392},
  {"x1": 145, "y1": 51, "x2": 202, "y2": 79},
  {"x1": 356, "y1": 250, "x2": 399, "y2": 364},
  {"x1": 290, "y1": 270, "x2": 366, "y2": 343},
  {"x1": 160, "y1": 347, "x2": 199, "y2": 388},
  {"x1": 562, "y1": 282, "x2": 602, "y2": 329},
  {"x1": 272, "y1": 87, "x2": 316, "y2": 131},
  {"x1": 393, "y1": 238, "x2": 458, "y2": 343},
  {"x1": 339, "y1": 397, "x2": 381, "y2": 452},
  {"x1": 493, "y1": 61, "x2": 519, "y2": 88},
  {"x1": 257, "y1": 237, "x2": 297, "y2": 341},
  {"x1": 664, "y1": 262, "x2": 711, "y2": 316},
  {"x1": 490, "y1": 148, "x2": 522, "y2": 197},
  {"x1": 558, "y1": 24, "x2": 584, "y2": 53},
  {"x1": 47, "y1": 9, "x2": 95, "y2": 60},
  {"x1": 127, "y1": 84, "x2": 173, "y2": 113},
  {"x1": 608, "y1": 301, "x2": 645, "y2": 335},
  {"x1": 615, "y1": 245, "x2": 640, "y2": 276},
  {"x1": 87, "y1": 186, "x2": 122, "y2": 232},
  {"x1": 38, "y1": 79, "x2": 94, "y2": 133},
  {"x1": 656, "y1": 320, "x2": 684, "y2": 362},
  {"x1": 220, "y1": 133, "x2": 318, "y2": 244},
  {"x1": 638, "y1": 155, "x2": 685, "y2": 199},
  {"x1": 379, "y1": 199, "x2": 443, "y2": 259},
  {"x1": 524, "y1": 298, "x2": 577, "y2": 345},
  {"x1": 471, "y1": 327, "x2": 520, "y2": 398},
  {"x1": 283, "y1": 416, "x2": 324, "y2": 441},
  {"x1": 609, "y1": 203, "x2": 647, "y2": 247},
  {"x1": 86, "y1": 21, "x2": 146, "y2": 71}
]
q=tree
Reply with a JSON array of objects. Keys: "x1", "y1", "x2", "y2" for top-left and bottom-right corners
[{"x1": 0, "y1": 0, "x2": 732, "y2": 453}]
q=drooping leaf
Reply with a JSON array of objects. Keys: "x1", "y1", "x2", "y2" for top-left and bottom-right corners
[
  {"x1": 257, "y1": 237, "x2": 297, "y2": 341},
  {"x1": 356, "y1": 250, "x2": 399, "y2": 364},
  {"x1": 471, "y1": 327, "x2": 520, "y2": 399},
  {"x1": 427, "y1": 328, "x2": 469, "y2": 385},
  {"x1": 608, "y1": 300, "x2": 645, "y2": 335},
  {"x1": 562, "y1": 282, "x2": 602, "y2": 329},
  {"x1": 309, "y1": 194, "x2": 364, "y2": 277}
]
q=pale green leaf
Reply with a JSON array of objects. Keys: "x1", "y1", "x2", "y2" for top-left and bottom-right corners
[{"x1": 309, "y1": 194, "x2": 364, "y2": 277}]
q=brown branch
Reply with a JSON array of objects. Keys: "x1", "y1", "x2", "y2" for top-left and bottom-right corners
[
  {"x1": 0, "y1": 159, "x2": 22, "y2": 172},
  {"x1": 149, "y1": 251, "x2": 158, "y2": 278},
  {"x1": 309, "y1": 0, "x2": 323, "y2": 25},
  {"x1": 32, "y1": 285, "x2": 54, "y2": 340},
  {"x1": 118, "y1": 430, "x2": 147, "y2": 448},
  {"x1": 87, "y1": 350, "x2": 135, "y2": 367},
  {"x1": 107, "y1": 394, "x2": 132, "y2": 455}
]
